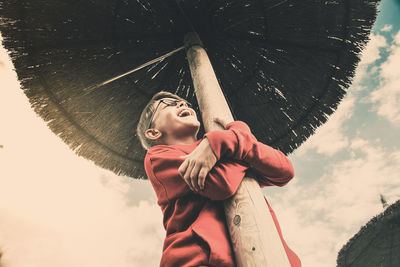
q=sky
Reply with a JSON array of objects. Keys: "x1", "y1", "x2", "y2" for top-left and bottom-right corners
[{"x1": 0, "y1": 1, "x2": 399, "y2": 266}]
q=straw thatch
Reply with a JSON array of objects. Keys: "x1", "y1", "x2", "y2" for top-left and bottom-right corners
[
  {"x1": 337, "y1": 200, "x2": 400, "y2": 267},
  {"x1": 0, "y1": 0, "x2": 380, "y2": 179}
]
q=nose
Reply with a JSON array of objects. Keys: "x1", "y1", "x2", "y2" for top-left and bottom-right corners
[{"x1": 178, "y1": 101, "x2": 188, "y2": 108}]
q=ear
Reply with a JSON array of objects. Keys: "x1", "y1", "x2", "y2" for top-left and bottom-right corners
[{"x1": 145, "y1": 128, "x2": 163, "y2": 141}]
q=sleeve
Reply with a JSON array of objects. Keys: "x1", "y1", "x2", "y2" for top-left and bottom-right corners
[
  {"x1": 203, "y1": 121, "x2": 294, "y2": 187},
  {"x1": 147, "y1": 147, "x2": 249, "y2": 201}
]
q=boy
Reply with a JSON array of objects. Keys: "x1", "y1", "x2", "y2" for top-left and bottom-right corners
[{"x1": 137, "y1": 91, "x2": 301, "y2": 267}]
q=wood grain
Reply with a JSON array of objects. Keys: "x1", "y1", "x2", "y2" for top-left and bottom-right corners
[{"x1": 185, "y1": 35, "x2": 290, "y2": 267}]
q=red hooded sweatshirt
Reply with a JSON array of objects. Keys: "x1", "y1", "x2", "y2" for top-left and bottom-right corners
[{"x1": 144, "y1": 120, "x2": 301, "y2": 267}]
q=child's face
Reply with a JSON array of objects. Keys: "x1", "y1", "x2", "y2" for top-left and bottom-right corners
[{"x1": 149, "y1": 98, "x2": 200, "y2": 141}]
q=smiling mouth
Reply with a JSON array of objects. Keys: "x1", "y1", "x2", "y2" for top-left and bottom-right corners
[{"x1": 178, "y1": 110, "x2": 192, "y2": 117}]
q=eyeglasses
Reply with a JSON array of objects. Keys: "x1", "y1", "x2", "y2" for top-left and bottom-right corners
[{"x1": 147, "y1": 98, "x2": 193, "y2": 130}]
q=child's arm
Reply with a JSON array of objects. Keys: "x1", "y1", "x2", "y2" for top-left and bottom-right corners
[
  {"x1": 178, "y1": 138, "x2": 218, "y2": 192},
  {"x1": 145, "y1": 147, "x2": 249, "y2": 202},
  {"x1": 203, "y1": 119, "x2": 294, "y2": 187}
]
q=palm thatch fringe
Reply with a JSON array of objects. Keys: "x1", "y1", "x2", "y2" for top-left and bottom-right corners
[
  {"x1": 337, "y1": 199, "x2": 400, "y2": 267},
  {"x1": 0, "y1": 0, "x2": 380, "y2": 178}
]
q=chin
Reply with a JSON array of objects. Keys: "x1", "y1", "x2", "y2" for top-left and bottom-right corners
[
  {"x1": 187, "y1": 120, "x2": 200, "y2": 130},
  {"x1": 178, "y1": 120, "x2": 200, "y2": 135},
  {"x1": 182, "y1": 116, "x2": 200, "y2": 127}
]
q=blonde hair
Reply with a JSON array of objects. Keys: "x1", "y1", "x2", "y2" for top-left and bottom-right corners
[{"x1": 136, "y1": 91, "x2": 188, "y2": 150}]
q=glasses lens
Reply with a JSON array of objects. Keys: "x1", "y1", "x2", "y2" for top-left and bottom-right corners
[
  {"x1": 163, "y1": 98, "x2": 192, "y2": 108},
  {"x1": 149, "y1": 99, "x2": 193, "y2": 129},
  {"x1": 163, "y1": 99, "x2": 179, "y2": 105}
]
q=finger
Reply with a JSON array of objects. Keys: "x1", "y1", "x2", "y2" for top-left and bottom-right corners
[
  {"x1": 184, "y1": 160, "x2": 196, "y2": 191},
  {"x1": 178, "y1": 159, "x2": 189, "y2": 177},
  {"x1": 190, "y1": 163, "x2": 202, "y2": 192},
  {"x1": 198, "y1": 168, "x2": 208, "y2": 190}
]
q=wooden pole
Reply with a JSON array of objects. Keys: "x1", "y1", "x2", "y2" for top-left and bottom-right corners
[{"x1": 184, "y1": 32, "x2": 291, "y2": 267}]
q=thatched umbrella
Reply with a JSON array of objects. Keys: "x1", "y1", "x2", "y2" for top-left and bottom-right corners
[
  {"x1": 0, "y1": 0, "x2": 380, "y2": 179},
  {"x1": 0, "y1": 0, "x2": 381, "y2": 265},
  {"x1": 337, "y1": 200, "x2": 400, "y2": 267}
]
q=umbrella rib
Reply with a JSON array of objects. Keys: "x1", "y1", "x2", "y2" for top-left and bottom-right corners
[
  {"x1": 273, "y1": 0, "x2": 353, "y2": 150},
  {"x1": 214, "y1": 2, "x2": 287, "y2": 129},
  {"x1": 10, "y1": 1, "x2": 140, "y2": 164},
  {"x1": 208, "y1": 43, "x2": 242, "y2": 122},
  {"x1": 23, "y1": 33, "x2": 173, "y2": 52},
  {"x1": 34, "y1": 73, "x2": 143, "y2": 164},
  {"x1": 160, "y1": 51, "x2": 182, "y2": 94},
  {"x1": 214, "y1": 38, "x2": 266, "y2": 108},
  {"x1": 174, "y1": 0, "x2": 197, "y2": 33},
  {"x1": 266, "y1": 0, "x2": 289, "y2": 11},
  {"x1": 222, "y1": 0, "x2": 353, "y2": 151},
  {"x1": 257, "y1": 0, "x2": 268, "y2": 37},
  {"x1": 220, "y1": 32, "x2": 338, "y2": 54},
  {"x1": 124, "y1": 54, "x2": 181, "y2": 155},
  {"x1": 110, "y1": 5, "x2": 174, "y2": 99},
  {"x1": 82, "y1": 46, "x2": 185, "y2": 93},
  {"x1": 223, "y1": 0, "x2": 288, "y2": 31},
  {"x1": 210, "y1": 64, "x2": 239, "y2": 122}
]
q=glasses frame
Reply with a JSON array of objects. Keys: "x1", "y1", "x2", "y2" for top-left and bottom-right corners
[{"x1": 147, "y1": 98, "x2": 192, "y2": 130}]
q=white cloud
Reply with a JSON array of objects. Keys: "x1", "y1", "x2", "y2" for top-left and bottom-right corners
[
  {"x1": 0, "y1": 199, "x2": 164, "y2": 267},
  {"x1": 369, "y1": 30, "x2": 400, "y2": 126},
  {"x1": 295, "y1": 32, "x2": 393, "y2": 157},
  {"x1": 267, "y1": 138, "x2": 400, "y2": 267},
  {"x1": 359, "y1": 33, "x2": 388, "y2": 66},
  {"x1": 0, "y1": 35, "x2": 10, "y2": 70},
  {"x1": 0, "y1": 109, "x2": 164, "y2": 267},
  {"x1": 381, "y1": 24, "x2": 393, "y2": 32},
  {"x1": 295, "y1": 93, "x2": 355, "y2": 156},
  {"x1": 0, "y1": 38, "x2": 164, "y2": 267},
  {"x1": 352, "y1": 33, "x2": 387, "y2": 85}
]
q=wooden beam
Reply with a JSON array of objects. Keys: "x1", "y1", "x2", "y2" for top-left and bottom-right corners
[{"x1": 184, "y1": 32, "x2": 291, "y2": 267}]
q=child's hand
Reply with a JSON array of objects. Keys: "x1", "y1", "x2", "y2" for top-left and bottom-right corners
[{"x1": 178, "y1": 138, "x2": 217, "y2": 192}]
